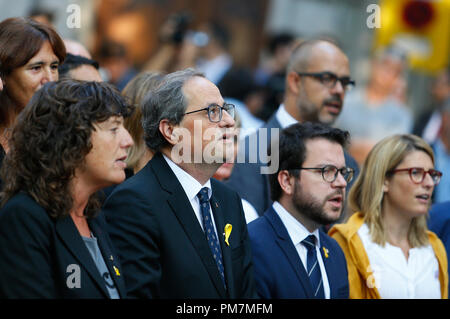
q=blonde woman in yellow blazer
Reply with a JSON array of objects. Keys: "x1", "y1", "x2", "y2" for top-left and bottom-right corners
[{"x1": 330, "y1": 134, "x2": 448, "y2": 299}]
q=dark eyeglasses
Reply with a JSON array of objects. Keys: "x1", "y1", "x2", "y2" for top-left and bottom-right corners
[
  {"x1": 387, "y1": 167, "x2": 442, "y2": 185},
  {"x1": 184, "y1": 103, "x2": 235, "y2": 123},
  {"x1": 290, "y1": 165, "x2": 354, "y2": 183},
  {"x1": 296, "y1": 71, "x2": 355, "y2": 90}
]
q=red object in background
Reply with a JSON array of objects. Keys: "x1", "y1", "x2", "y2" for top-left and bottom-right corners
[{"x1": 402, "y1": 0, "x2": 435, "y2": 29}]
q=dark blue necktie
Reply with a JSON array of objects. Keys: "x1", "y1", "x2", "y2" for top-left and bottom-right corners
[
  {"x1": 197, "y1": 187, "x2": 226, "y2": 289},
  {"x1": 302, "y1": 235, "x2": 325, "y2": 299}
]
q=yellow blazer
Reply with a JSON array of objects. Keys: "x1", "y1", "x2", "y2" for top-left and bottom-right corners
[{"x1": 329, "y1": 213, "x2": 448, "y2": 299}]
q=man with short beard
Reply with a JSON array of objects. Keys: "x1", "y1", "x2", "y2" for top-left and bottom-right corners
[{"x1": 248, "y1": 122, "x2": 350, "y2": 299}]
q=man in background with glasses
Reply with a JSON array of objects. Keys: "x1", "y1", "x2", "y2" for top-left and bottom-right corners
[
  {"x1": 103, "y1": 68, "x2": 257, "y2": 298},
  {"x1": 248, "y1": 122, "x2": 350, "y2": 298},
  {"x1": 226, "y1": 39, "x2": 359, "y2": 220}
]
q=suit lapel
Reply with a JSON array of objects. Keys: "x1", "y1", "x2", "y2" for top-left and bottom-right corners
[
  {"x1": 319, "y1": 233, "x2": 334, "y2": 298},
  {"x1": 166, "y1": 193, "x2": 227, "y2": 298},
  {"x1": 264, "y1": 113, "x2": 282, "y2": 130},
  {"x1": 265, "y1": 208, "x2": 314, "y2": 298},
  {"x1": 210, "y1": 192, "x2": 233, "y2": 298},
  {"x1": 260, "y1": 115, "x2": 281, "y2": 200},
  {"x1": 55, "y1": 215, "x2": 109, "y2": 298},
  {"x1": 151, "y1": 154, "x2": 227, "y2": 298},
  {"x1": 89, "y1": 219, "x2": 127, "y2": 299},
  {"x1": 255, "y1": 115, "x2": 281, "y2": 165}
]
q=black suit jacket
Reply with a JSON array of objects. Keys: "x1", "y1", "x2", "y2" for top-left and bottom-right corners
[
  {"x1": 0, "y1": 192, "x2": 127, "y2": 299},
  {"x1": 226, "y1": 113, "x2": 360, "y2": 214},
  {"x1": 102, "y1": 153, "x2": 257, "y2": 298},
  {"x1": 248, "y1": 207, "x2": 349, "y2": 299}
]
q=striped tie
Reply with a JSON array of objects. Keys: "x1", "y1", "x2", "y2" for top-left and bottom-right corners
[
  {"x1": 197, "y1": 187, "x2": 226, "y2": 289},
  {"x1": 302, "y1": 235, "x2": 325, "y2": 298}
]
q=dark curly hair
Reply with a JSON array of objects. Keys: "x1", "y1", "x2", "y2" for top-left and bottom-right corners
[{"x1": 0, "y1": 79, "x2": 134, "y2": 219}]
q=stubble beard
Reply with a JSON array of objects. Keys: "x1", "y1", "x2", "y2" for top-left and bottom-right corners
[
  {"x1": 292, "y1": 183, "x2": 343, "y2": 226},
  {"x1": 297, "y1": 94, "x2": 342, "y2": 126},
  {"x1": 297, "y1": 98, "x2": 320, "y2": 124}
]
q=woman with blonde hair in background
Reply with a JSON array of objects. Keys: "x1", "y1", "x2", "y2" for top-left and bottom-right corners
[{"x1": 329, "y1": 134, "x2": 448, "y2": 299}]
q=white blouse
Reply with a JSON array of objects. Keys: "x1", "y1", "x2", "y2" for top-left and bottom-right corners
[{"x1": 357, "y1": 223, "x2": 441, "y2": 299}]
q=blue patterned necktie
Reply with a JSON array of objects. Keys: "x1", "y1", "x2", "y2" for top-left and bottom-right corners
[
  {"x1": 197, "y1": 187, "x2": 226, "y2": 289},
  {"x1": 302, "y1": 235, "x2": 325, "y2": 299}
]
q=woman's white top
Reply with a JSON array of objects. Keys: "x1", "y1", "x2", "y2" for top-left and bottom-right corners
[{"x1": 357, "y1": 223, "x2": 441, "y2": 299}]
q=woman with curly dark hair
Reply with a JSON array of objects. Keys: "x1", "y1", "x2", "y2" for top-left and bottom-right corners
[{"x1": 0, "y1": 79, "x2": 134, "y2": 298}]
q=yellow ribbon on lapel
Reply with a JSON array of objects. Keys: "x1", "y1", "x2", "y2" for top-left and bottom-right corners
[
  {"x1": 224, "y1": 224, "x2": 232, "y2": 246},
  {"x1": 113, "y1": 265, "x2": 121, "y2": 276},
  {"x1": 323, "y1": 247, "x2": 329, "y2": 258}
]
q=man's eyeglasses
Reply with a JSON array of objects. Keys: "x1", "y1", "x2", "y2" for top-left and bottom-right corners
[
  {"x1": 184, "y1": 103, "x2": 235, "y2": 123},
  {"x1": 387, "y1": 167, "x2": 442, "y2": 185},
  {"x1": 296, "y1": 71, "x2": 355, "y2": 90},
  {"x1": 290, "y1": 165, "x2": 354, "y2": 183}
]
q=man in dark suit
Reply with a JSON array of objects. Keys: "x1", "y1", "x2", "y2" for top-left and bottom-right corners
[
  {"x1": 248, "y1": 122, "x2": 350, "y2": 298},
  {"x1": 102, "y1": 68, "x2": 257, "y2": 298},
  {"x1": 226, "y1": 39, "x2": 359, "y2": 216}
]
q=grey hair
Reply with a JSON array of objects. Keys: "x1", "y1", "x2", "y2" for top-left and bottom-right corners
[{"x1": 141, "y1": 68, "x2": 205, "y2": 152}]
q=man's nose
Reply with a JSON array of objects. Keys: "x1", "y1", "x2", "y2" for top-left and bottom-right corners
[
  {"x1": 332, "y1": 170, "x2": 348, "y2": 188},
  {"x1": 220, "y1": 108, "x2": 235, "y2": 128},
  {"x1": 331, "y1": 79, "x2": 345, "y2": 96}
]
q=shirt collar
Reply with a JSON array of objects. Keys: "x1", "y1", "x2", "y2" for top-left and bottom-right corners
[
  {"x1": 275, "y1": 104, "x2": 298, "y2": 129},
  {"x1": 163, "y1": 154, "x2": 212, "y2": 201},
  {"x1": 272, "y1": 201, "x2": 320, "y2": 247},
  {"x1": 275, "y1": 104, "x2": 298, "y2": 128}
]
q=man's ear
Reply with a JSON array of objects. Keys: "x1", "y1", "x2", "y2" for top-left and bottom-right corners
[
  {"x1": 159, "y1": 119, "x2": 179, "y2": 146},
  {"x1": 278, "y1": 170, "x2": 296, "y2": 196},
  {"x1": 286, "y1": 71, "x2": 300, "y2": 95}
]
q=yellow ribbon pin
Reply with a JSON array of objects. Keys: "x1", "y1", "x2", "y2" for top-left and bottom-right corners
[
  {"x1": 113, "y1": 266, "x2": 121, "y2": 276},
  {"x1": 224, "y1": 224, "x2": 232, "y2": 246},
  {"x1": 323, "y1": 247, "x2": 329, "y2": 258}
]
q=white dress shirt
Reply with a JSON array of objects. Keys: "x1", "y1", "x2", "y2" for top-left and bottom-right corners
[
  {"x1": 163, "y1": 155, "x2": 219, "y2": 238},
  {"x1": 275, "y1": 104, "x2": 297, "y2": 129},
  {"x1": 358, "y1": 223, "x2": 441, "y2": 299},
  {"x1": 272, "y1": 201, "x2": 331, "y2": 298}
]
